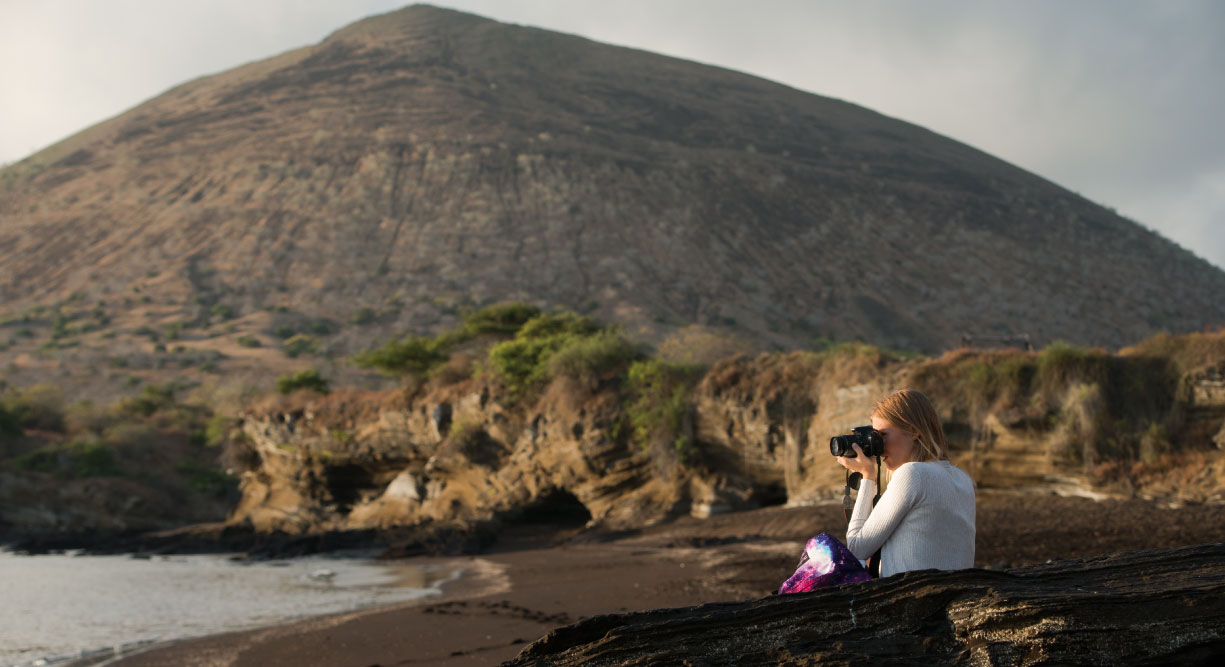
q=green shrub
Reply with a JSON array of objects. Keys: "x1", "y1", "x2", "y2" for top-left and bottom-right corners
[
  {"x1": 623, "y1": 359, "x2": 704, "y2": 464},
  {"x1": 0, "y1": 402, "x2": 20, "y2": 436},
  {"x1": 307, "y1": 319, "x2": 335, "y2": 336},
  {"x1": 1036, "y1": 342, "x2": 1109, "y2": 394},
  {"x1": 14, "y1": 448, "x2": 58, "y2": 473},
  {"x1": 947, "y1": 355, "x2": 1036, "y2": 410},
  {"x1": 0, "y1": 313, "x2": 32, "y2": 327},
  {"x1": 14, "y1": 441, "x2": 121, "y2": 477},
  {"x1": 352, "y1": 335, "x2": 447, "y2": 376},
  {"x1": 488, "y1": 338, "x2": 551, "y2": 394},
  {"x1": 50, "y1": 314, "x2": 75, "y2": 340},
  {"x1": 283, "y1": 334, "x2": 320, "y2": 358},
  {"x1": 1, "y1": 384, "x2": 66, "y2": 431},
  {"x1": 516, "y1": 311, "x2": 599, "y2": 341},
  {"x1": 101, "y1": 423, "x2": 159, "y2": 459},
  {"x1": 174, "y1": 459, "x2": 236, "y2": 494},
  {"x1": 236, "y1": 335, "x2": 261, "y2": 348},
  {"x1": 487, "y1": 311, "x2": 604, "y2": 395},
  {"x1": 204, "y1": 415, "x2": 238, "y2": 447},
  {"x1": 117, "y1": 384, "x2": 177, "y2": 417},
  {"x1": 273, "y1": 324, "x2": 296, "y2": 339},
  {"x1": 210, "y1": 303, "x2": 236, "y2": 321},
  {"x1": 547, "y1": 329, "x2": 644, "y2": 384},
  {"x1": 276, "y1": 368, "x2": 330, "y2": 394},
  {"x1": 350, "y1": 308, "x2": 377, "y2": 325},
  {"x1": 461, "y1": 302, "x2": 541, "y2": 336}
]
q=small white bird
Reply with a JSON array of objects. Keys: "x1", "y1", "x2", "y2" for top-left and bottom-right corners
[{"x1": 308, "y1": 568, "x2": 337, "y2": 581}]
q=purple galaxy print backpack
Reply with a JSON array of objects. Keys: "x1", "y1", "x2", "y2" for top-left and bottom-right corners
[{"x1": 778, "y1": 532, "x2": 871, "y2": 594}]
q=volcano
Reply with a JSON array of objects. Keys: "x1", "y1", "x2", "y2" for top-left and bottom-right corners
[{"x1": 2, "y1": 4, "x2": 1223, "y2": 374}]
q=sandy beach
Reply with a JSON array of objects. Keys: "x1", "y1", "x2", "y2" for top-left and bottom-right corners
[{"x1": 110, "y1": 491, "x2": 1225, "y2": 666}]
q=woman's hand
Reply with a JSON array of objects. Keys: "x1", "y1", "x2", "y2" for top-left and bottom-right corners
[{"x1": 836, "y1": 443, "x2": 878, "y2": 482}]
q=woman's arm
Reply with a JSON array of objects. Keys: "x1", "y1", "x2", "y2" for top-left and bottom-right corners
[{"x1": 845, "y1": 464, "x2": 921, "y2": 559}]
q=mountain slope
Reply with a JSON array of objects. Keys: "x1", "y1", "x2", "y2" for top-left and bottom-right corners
[{"x1": 2, "y1": 3, "x2": 1222, "y2": 371}]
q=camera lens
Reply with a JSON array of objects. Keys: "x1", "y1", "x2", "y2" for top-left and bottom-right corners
[{"x1": 830, "y1": 435, "x2": 854, "y2": 457}]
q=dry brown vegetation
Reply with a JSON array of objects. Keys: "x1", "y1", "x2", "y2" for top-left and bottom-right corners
[{"x1": 3, "y1": 5, "x2": 1225, "y2": 412}]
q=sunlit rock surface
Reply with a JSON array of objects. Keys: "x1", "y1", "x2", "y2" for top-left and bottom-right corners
[{"x1": 507, "y1": 543, "x2": 1225, "y2": 665}]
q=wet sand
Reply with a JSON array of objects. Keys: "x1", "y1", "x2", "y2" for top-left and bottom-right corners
[{"x1": 111, "y1": 491, "x2": 1225, "y2": 666}]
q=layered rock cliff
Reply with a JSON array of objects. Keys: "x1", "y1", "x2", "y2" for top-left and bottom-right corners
[{"x1": 227, "y1": 336, "x2": 1225, "y2": 536}]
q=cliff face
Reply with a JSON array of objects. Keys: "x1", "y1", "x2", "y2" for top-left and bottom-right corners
[
  {"x1": 233, "y1": 379, "x2": 684, "y2": 533},
  {"x1": 228, "y1": 345, "x2": 1225, "y2": 535}
]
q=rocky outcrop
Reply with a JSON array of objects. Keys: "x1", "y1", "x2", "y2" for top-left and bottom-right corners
[
  {"x1": 228, "y1": 347, "x2": 1225, "y2": 536},
  {"x1": 229, "y1": 355, "x2": 912, "y2": 534},
  {"x1": 693, "y1": 352, "x2": 907, "y2": 504},
  {"x1": 1184, "y1": 360, "x2": 1225, "y2": 448},
  {"x1": 508, "y1": 542, "x2": 1225, "y2": 665},
  {"x1": 231, "y1": 379, "x2": 689, "y2": 533}
]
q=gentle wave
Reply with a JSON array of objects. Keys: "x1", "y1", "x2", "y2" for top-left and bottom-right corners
[{"x1": 0, "y1": 550, "x2": 458, "y2": 667}]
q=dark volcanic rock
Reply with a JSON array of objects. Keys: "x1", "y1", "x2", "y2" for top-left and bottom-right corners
[{"x1": 508, "y1": 542, "x2": 1225, "y2": 665}]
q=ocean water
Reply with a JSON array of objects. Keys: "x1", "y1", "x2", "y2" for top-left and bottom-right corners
[{"x1": 0, "y1": 550, "x2": 458, "y2": 667}]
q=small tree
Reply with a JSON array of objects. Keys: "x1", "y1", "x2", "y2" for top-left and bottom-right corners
[
  {"x1": 350, "y1": 307, "x2": 377, "y2": 325},
  {"x1": 283, "y1": 334, "x2": 320, "y2": 358},
  {"x1": 461, "y1": 302, "x2": 541, "y2": 335},
  {"x1": 276, "y1": 368, "x2": 330, "y2": 394},
  {"x1": 0, "y1": 402, "x2": 21, "y2": 436},
  {"x1": 352, "y1": 336, "x2": 447, "y2": 376}
]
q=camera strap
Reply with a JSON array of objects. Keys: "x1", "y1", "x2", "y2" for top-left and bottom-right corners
[
  {"x1": 843, "y1": 457, "x2": 885, "y2": 577},
  {"x1": 841, "y1": 470, "x2": 860, "y2": 520},
  {"x1": 841, "y1": 457, "x2": 882, "y2": 519}
]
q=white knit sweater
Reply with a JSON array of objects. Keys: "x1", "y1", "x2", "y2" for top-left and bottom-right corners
[{"x1": 846, "y1": 460, "x2": 976, "y2": 577}]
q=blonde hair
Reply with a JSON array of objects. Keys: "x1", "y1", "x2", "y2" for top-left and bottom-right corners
[{"x1": 871, "y1": 389, "x2": 949, "y2": 463}]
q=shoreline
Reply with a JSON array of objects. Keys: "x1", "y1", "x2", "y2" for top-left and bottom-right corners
[
  {"x1": 103, "y1": 529, "x2": 740, "y2": 667},
  {"x1": 23, "y1": 492, "x2": 1225, "y2": 667},
  {"x1": 3, "y1": 552, "x2": 490, "y2": 667},
  {"x1": 55, "y1": 555, "x2": 498, "y2": 667}
]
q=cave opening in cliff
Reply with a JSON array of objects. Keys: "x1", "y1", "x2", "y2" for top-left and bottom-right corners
[
  {"x1": 510, "y1": 489, "x2": 592, "y2": 527},
  {"x1": 324, "y1": 464, "x2": 376, "y2": 514},
  {"x1": 752, "y1": 482, "x2": 788, "y2": 508}
]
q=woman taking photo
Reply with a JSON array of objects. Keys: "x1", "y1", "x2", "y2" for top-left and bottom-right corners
[{"x1": 835, "y1": 389, "x2": 976, "y2": 577}]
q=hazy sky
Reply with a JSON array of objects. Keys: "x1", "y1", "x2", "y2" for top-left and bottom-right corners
[{"x1": 3, "y1": 1, "x2": 1222, "y2": 269}]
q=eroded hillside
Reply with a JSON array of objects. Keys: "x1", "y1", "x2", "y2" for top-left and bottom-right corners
[{"x1": 2, "y1": 5, "x2": 1224, "y2": 406}]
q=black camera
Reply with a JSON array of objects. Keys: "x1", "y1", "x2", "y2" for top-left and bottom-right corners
[{"x1": 830, "y1": 426, "x2": 884, "y2": 458}]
